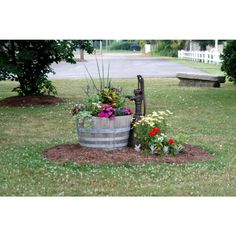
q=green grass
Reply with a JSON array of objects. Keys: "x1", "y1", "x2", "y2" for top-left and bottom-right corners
[
  {"x1": 0, "y1": 79, "x2": 236, "y2": 196},
  {"x1": 166, "y1": 57, "x2": 223, "y2": 75}
]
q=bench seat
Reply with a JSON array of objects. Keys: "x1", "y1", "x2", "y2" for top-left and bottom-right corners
[{"x1": 176, "y1": 73, "x2": 225, "y2": 87}]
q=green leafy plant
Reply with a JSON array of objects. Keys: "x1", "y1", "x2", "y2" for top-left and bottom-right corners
[
  {"x1": 221, "y1": 40, "x2": 236, "y2": 84},
  {"x1": 83, "y1": 93, "x2": 101, "y2": 115},
  {"x1": 0, "y1": 40, "x2": 94, "y2": 96},
  {"x1": 153, "y1": 40, "x2": 186, "y2": 57},
  {"x1": 109, "y1": 40, "x2": 138, "y2": 51},
  {"x1": 75, "y1": 110, "x2": 93, "y2": 129},
  {"x1": 133, "y1": 111, "x2": 185, "y2": 156},
  {"x1": 99, "y1": 87, "x2": 126, "y2": 108},
  {"x1": 72, "y1": 58, "x2": 132, "y2": 127}
]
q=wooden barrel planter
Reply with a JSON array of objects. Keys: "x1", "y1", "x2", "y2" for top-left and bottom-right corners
[{"x1": 77, "y1": 115, "x2": 132, "y2": 150}]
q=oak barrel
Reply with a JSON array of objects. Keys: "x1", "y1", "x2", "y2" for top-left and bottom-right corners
[{"x1": 77, "y1": 115, "x2": 132, "y2": 150}]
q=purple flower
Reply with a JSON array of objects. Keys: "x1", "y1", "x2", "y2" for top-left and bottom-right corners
[{"x1": 122, "y1": 108, "x2": 132, "y2": 115}]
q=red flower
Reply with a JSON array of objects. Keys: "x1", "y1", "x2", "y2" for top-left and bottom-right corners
[
  {"x1": 149, "y1": 127, "x2": 161, "y2": 137},
  {"x1": 153, "y1": 127, "x2": 161, "y2": 133},
  {"x1": 149, "y1": 131, "x2": 156, "y2": 137},
  {"x1": 168, "y1": 139, "x2": 175, "y2": 145}
]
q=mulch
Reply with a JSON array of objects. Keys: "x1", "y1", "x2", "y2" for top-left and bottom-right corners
[
  {"x1": 43, "y1": 144, "x2": 213, "y2": 165},
  {"x1": 0, "y1": 95, "x2": 64, "y2": 107}
]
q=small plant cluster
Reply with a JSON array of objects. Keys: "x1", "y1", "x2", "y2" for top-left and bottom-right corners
[
  {"x1": 133, "y1": 111, "x2": 184, "y2": 156},
  {"x1": 72, "y1": 87, "x2": 132, "y2": 128},
  {"x1": 72, "y1": 56, "x2": 132, "y2": 128}
]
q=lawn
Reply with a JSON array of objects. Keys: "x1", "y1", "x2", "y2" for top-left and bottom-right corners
[
  {"x1": 166, "y1": 57, "x2": 223, "y2": 75},
  {"x1": 0, "y1": 78, "x2": 236, "y2": 196}
]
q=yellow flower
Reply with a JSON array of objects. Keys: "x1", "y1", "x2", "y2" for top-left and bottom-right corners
[{"x1": 166, "y1": 110, "x2": 173, "y2": 115}]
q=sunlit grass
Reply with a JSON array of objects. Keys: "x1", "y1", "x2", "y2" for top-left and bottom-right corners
[
  {"x1": 167, "y1": 57, "x2": 223, "y2": 75},
  {"x1": 0, "y1": 78, "x2": 236, "y2": 196}
]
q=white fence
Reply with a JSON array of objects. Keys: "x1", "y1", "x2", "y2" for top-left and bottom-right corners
[{"x1": 178, "y1": 50, "x2": 222, "y2": 64}]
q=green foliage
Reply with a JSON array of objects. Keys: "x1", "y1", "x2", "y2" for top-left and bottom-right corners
[
  {"x1": 134, "y1": 111, "x2": 169, "y2": 145},
  {"x1": 221, "y1": 40, "x2": 236, "y2": 84},
  {"x1": 0, "y1": 40, "x2": 94, "y2": 96},
  {"x1": 109, "y1": 41, "x2": 137, "y2": 51},
  {"x1": 133, "y1": 111, "x2": 185, "y2": 156},
  {"x1": 99, "y1": 87, "x2": 126, "y2": 108},
  {"x1": 72, "y1": 87, "x2": 128, "y2": 122},
  {"x1": 75, "y1": 40, "x2": 94, "y2": 54},
  {"x1": 75, "y1": 110, "x2": 93, "y2": 129},
  {"x1": 73, "y1": 55, "x2": 131, "y2": 125},
  {"x1": 154, "y1": 40, "x2": 186, "y2": 57},
  {"x1": 84, "y1": 93, "x2": 101, "y2": 115},
  {"x1": 193, "y1": 40, "x2": 215, "y2": 50}
]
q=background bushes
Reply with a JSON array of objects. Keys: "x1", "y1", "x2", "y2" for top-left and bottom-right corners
[{"x1": 109, "y1": 41, "x2": 140, "y2": 51}]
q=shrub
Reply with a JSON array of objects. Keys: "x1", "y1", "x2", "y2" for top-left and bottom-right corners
[
  {"x1": 221, "y1": 40, "x2": 236, "y2": 84},
  {"x1": 154, "y1": 40, "x2": 186, "y2": 57},
  {"x1": 0, "y1": 40, "x2": 94, "y2": 96},
  {"x1": 109, "y1": 41, "x2": 137, "y2": 51}
]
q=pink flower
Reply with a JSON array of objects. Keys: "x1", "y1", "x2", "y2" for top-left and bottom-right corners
[{"x1": 98, "y1": 105, "x2": 116, "y2": 119}]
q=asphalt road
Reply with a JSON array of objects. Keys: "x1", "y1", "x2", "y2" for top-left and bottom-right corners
[{"x1": 49, "y1": 52, "x2": 208, "y2": 79}]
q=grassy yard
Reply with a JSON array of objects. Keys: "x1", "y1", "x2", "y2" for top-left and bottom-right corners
[
  {"x1": 0, "y1": 78, "x2": 236, "y2": 196},
  {"x1": 166, "y1": 57, "x2": 223, "y2": 75}
]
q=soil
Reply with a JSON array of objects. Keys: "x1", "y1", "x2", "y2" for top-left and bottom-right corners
[
  {"x1": 0, "y1": 95, "x2": 64, "y2": 107},
  {"x1": 43, "y1": 144, "x2": 213, "y2": 165}
]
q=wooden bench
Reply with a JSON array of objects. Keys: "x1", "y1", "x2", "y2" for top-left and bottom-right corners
[{"x1": 176, "y1": 73, "x2": 225, "y2": 88}]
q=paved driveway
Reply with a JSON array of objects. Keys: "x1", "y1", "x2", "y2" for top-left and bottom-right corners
[{"x1": 49, "y1": 52, "x2": 208, "y2": 79}]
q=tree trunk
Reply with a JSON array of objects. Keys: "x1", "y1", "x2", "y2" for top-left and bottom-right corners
[{"x1": 80, "y1": 49, "x2": 85, "y2": 61}]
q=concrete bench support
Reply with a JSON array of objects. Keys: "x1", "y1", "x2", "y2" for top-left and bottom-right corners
[{"x1": 176, "y1": 73, "x2": 225, "y2": 87}]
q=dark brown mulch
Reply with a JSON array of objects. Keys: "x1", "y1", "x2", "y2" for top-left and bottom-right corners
[
  {"x1": 43, "y1": 144, "x2": 213, "y2": 165},
  {"x1": 0, "y1": 95, "x2": 64, "y2": 107}
]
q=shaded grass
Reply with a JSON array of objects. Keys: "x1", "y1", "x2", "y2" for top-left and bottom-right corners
[{"x1": 0, "y1": 79, "x2": 236, "y2": 196}]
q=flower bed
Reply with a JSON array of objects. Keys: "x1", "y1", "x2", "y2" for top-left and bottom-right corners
[{"x1": 133, "y1": 111, "x2": 185, "y2": 156}]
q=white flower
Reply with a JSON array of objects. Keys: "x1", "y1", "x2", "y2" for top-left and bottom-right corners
[
  {"x1": 157, "y1": 136, "x2": 164, "y2": 142},
  {"x1": 134, "y1": 144, "x2": 141, "y2": 152},
  {"x1": 163, "y1": 146, "x2": 169, "y2": 154}
]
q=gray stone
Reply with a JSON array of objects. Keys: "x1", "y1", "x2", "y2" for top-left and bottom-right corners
[{"x1": 176, "y1": 73, "x2": 225, "y2": 87}]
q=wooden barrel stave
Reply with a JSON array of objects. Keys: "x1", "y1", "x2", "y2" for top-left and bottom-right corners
[{"x1": 77, "y1": 116, "x2": 131, "y2": 150}]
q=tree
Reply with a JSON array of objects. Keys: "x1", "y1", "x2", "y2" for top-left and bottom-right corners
[
  {"x1": 193, "y1": 40, "x2": 215, "y2": 50},
  {"x1": 155, "y1": 40, "x2": 186, "y2": 57},
  {"x1": 76, "y1": 40, "x2": 94, "y2": 61},
  {"x1": 0, "y1": 40, "x2": 94, "y2": 96},
  {"x1": 221, "y1": 40, "x2": 236, "y2": 84}
]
